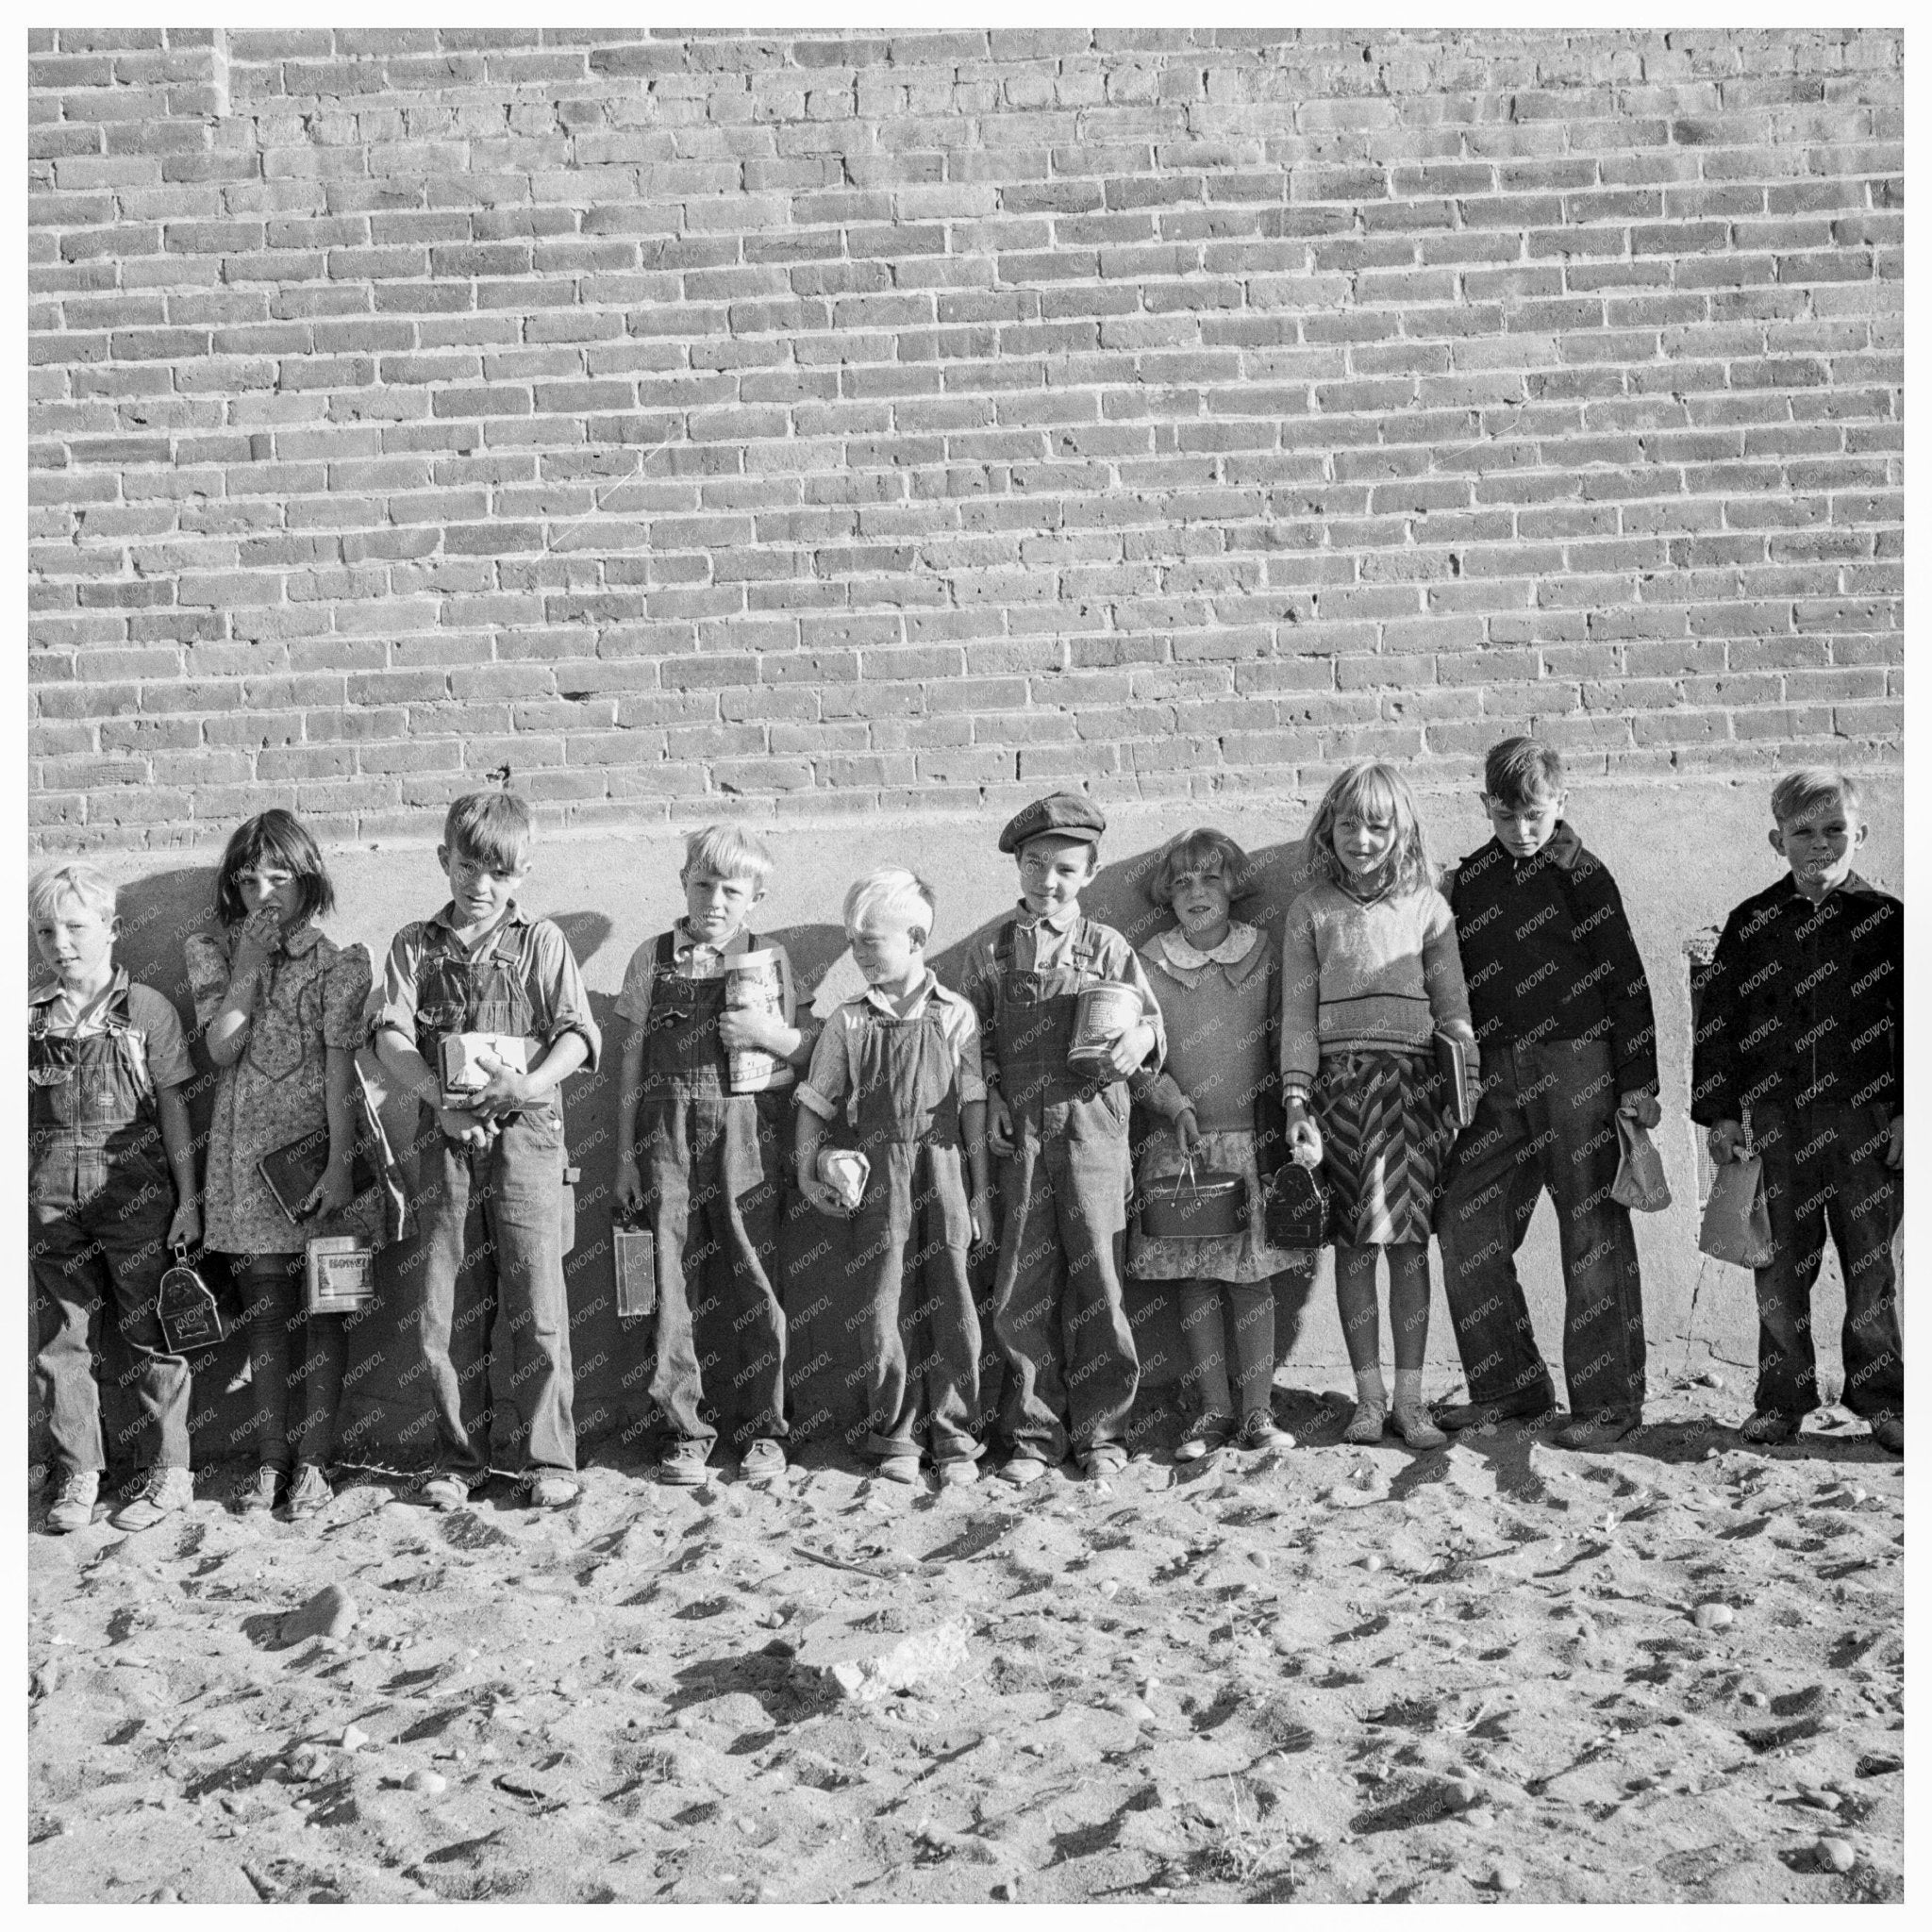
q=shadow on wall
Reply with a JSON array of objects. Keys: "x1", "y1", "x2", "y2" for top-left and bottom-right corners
[{"x1": 28, "y1": 838, "x2": 1337, "y2": 1476}]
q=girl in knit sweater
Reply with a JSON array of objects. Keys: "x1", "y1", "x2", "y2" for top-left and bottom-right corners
[
  {"x1": 1128, "y1": 829, "x2": 1301, "y2": 1461},
  {"x1": 1281, "y1": 762, "x2": 1477, "y2": 1449}
]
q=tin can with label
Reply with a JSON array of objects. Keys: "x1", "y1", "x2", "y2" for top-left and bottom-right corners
[
  {"x1": 1067, "y1": 979, "x2": 1141, "y2": 1075},
  {"x1": 724, "y1": 948, "x2": 794, "y2": 1094},
  {"x1": 305, "y1": 1235, "x2": 375, "y2": 1317}
]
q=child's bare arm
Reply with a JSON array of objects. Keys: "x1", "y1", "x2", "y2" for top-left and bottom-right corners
[
  {"x1": 614, "y1": 1026, "x2": 646, "y2": 1211},
  {"x1": 962, "y1": 1096, "x2": 992, "y2": 1245},
  {"x1": 305, "y1": 1041, "x2": 359, "y2": 1219},
  {"x1": 156, "y1": 1084, "x2": 201, "y2": 1249}
]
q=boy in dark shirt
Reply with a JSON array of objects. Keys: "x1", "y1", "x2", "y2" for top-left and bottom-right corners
[
  {"x1": 1433, "y1": 738, "x2": 1662, "y2": 1450},
  {"x1": 1690, "y1": 769, "x2": 1903, "y2": 1454}
]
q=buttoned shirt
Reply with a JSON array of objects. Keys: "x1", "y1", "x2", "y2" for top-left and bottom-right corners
[
  {"x1": 797, "y1": 971, "x2": 987, "y2": 1122},
  {"x1": 614, "y1": 921, "x2": 798, "y2": 1032},
  {"x1": 28, "y1": 968, "x2": 193, "y2": 1089},
  {"x1": 371, "y1": 900, "x2": 601, "y2": 1070}
]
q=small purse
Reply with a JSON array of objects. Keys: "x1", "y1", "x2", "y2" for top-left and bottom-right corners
[
  {"x1": 1261, "y1": 1159, "x2": 1330, "y2": 1250},
  {"x1": 157, "y1": 1245, "x2": 227, "y2": 1352},
  {"x1": 1610, "y1": 1113, "x2": 1673, "y2": 1213},
  {"x1": 1698, "y1": 1116, "x2": 1774, "y2": 1269}
]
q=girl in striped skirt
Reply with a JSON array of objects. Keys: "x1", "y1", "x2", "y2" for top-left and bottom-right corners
[{"x1": 1280, "y1": 761, "x2": 1478, "y2": 1449}]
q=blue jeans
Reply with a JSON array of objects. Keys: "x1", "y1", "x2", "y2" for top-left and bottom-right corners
[
  {"x1": 414, "y1": 1109, "x2": 575, "y2": 1475},
  {"x1": 1436, "y1": 1039, "x2": 1647, "y2": 1420}
]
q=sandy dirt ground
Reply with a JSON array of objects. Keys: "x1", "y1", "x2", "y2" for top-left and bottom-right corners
[{"x1": 27, "y1": 1374, "x2": 1902, "y2": 1907}]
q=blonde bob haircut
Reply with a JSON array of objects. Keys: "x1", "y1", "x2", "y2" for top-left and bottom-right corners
[
  {"x1": 843, "y1": 866, "x2": 936, "y2": 947},
  {"x1": 29, "y1": 862, "x2": 117, "y2": 924},
  {"x1": 1142, "y1": 826, "x2": 1259, "y2": 910},
  {"x1": 1306, "y1": 759, "x2": 1435, "y2": 897},
  {"x1": 682, "y1": 823, "x2": 775, "y2": 890}
]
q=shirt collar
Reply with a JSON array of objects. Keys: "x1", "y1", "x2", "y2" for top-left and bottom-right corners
[
  {"x1": 859, "y1": 968, "x2": 942, "y2": 1018},
  {"x1": 279, "y1": 919, "x2": 325, "y2": 958},
  {"x1": 1158, "y1": 922, "x2": 1258, "y2": 972},
  {"x1": 29, "y1": 964, "x2": 128, "y2": 1013},
  {"x1": 1014, "y1": 899, "x2": 1080, "y2": 934},
  {"x1": 430, "y1": 899, "x2": 526, "y2": 957},
  {"x1": 1784, "y1": 868, "x2": 1874, "y2": 908},
  {"x1": 672, "y1": 920, "x2": 752, "y2": 960}
]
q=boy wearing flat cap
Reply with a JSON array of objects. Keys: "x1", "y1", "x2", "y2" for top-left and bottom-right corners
[{"x1": 962, "y1": 792, "x2": 1167, "y2": 1485}]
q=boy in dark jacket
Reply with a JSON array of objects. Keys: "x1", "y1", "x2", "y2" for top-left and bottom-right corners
[
  {"x1": 1433, "y1": 738, "x2": 1662, "y2": 1450},
  {"x1": 1690, "y1": 770, "x2": 1903, "y2": 1454}
]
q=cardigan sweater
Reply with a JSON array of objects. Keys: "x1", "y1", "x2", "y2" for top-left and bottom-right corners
[
  {"x1": 1139, "y1": 925, "x2": 1279, "y2": 1135},
  {"x1": 1278, "y1": 877, "x2": 1472, "y2": 1096}
]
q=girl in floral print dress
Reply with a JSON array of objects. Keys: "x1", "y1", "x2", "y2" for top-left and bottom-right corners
[{"x1": 184, "y1": 810, "x2": 377, "y2": 1523}]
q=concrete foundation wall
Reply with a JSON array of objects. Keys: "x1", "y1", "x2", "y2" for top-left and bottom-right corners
[{"x1": 29, "y1": 771, "x2": 1901, "y2": 1471}]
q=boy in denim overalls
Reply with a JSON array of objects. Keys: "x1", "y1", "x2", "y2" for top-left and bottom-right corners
[
  {"x1": 962, "y1": 794, "x2": 1166, "y2": 1485},
  {"x1": 29, "y1": 864, "x2": 203, "y2": 1534},
  {"x1": 613, "y1": 825, "x2": 806, "y2": 1487},
  {"x1": 795, "y1": 867, "x2": 992, "y2": 1486},
  {"x1": 374, "y1": 791, "x2": 600, "y2": 1510}
]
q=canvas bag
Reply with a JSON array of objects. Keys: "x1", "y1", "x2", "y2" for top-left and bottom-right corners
[
  {"x1": 1610, "y1": 1113, "x2": 1673, "y2": 1212},
  {"x1": 1697, "y1": 1116, "x2": 1774, "y2": 1269}
]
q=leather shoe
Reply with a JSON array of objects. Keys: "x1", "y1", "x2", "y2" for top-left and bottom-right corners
[
  {"x1": 1433, "y1": 1389, "x2": 1557, "y2": 1432},
  {"x1": 1555, "y1": 1411, "x2": 1641, "y2": 1451}
]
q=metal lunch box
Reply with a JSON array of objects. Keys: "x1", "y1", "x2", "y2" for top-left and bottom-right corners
[
  {"x1": 1137, "y1": 1164, "x2": 1250, "y2": 1240},
  {"x1": 1067, "y1": 979, "x2": 1142, "y2": 1074}
]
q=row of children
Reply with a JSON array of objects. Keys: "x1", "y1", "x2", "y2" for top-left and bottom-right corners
[{"x1": 29, "y1": 740, "x2": 1903, "y2": 1533}]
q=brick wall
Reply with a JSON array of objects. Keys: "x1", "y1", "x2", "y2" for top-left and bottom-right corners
[{"x1": 28, "y1": 27, "x2": 1903, "y2": 851}]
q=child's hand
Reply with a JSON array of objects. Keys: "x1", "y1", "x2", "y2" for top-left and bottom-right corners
[
  {"x1": 1103, "y1": 1020, "x2": 1157, "y2": 1079},
  {"x1": 465, "y1": 1049, "x2": 529, "y2": 1121},
  {"x1": 719, "y1": 1008, "x2": 789, "y2": 1056},
  {"x1": 615, "y1": 1154, "x2": 645, "y2": 1215},
  {"x1": 1174, "y1": 1108, "x2": 1203, "y2": 1159},
  {"x1": 1618, "y1": 1089, "x2": 1662, "y2": 1130},
  {"x1": 1288, "y1": 1117, "x2": 1324, "y2": 1169},
  {"x1": 439, "y1": 1105, "x2": 492, "y2": 1149},
  {"x1": 167, "y1": 1200, "x2": 201, "y2": 1251},
  {"x1": 301, "y1": 1158, "x2": 358, "y2": 1221},
  {"x1": 970, "y1": 1190, "x2": 994, "y2": 1249},
  {"x1": 797, "y1": 1171, "x2": 850, "y2": 1218},
  {"x1": 1706, "y1": 1120, "x2": 1747, "y2": 1164},
  {"x1": 232, "y1": 905, "x2": 282, "y2": 970},
  {"x1": 986, "y1": 1091, "x2": 1015, "y2": 1158},
  {"x1": 1886, "y1": 1113, "x2": 1903, "y2": 1171}
]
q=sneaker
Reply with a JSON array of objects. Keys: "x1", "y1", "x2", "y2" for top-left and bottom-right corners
[
  {"x1": 1433, "y1": 1389, "x2": 1557, "y2": 1432},
  {"x1": 874, "y1": 1453, "x2": 922, "y2": 1485},
  {"x1": 1740, "y1": 1410, "x2": 1800, "y2": 1446},
  {"x1": 1176, "y1": 1414, "x2": 1237, "y2": 1463},
  {"x1": 1555, "y1": 1411, "x2": 1641, "y2": 1452},
  {"x1": 997, "y1": 1454, "x2": 1051, "y2": 1488},
  {"x1": 1079, "y1": 1443, "x2": 1128, "y2": 1479},
  {"x1": 240, "y1": 1465, "x2": 285, "y2": 1516},
  {"x1": 1391, "y1": 1406, "x2": 1448, "y2": 1451},
  {"x1": 1341, "y1": 1400, "x2": 1389, "y2": 1446},
  {"x1": 1870, "y1": 1418, "x2": 1903, "y2": 1455},
  {"x1": 109, "y1": 1465, "x2": 195, "y2": 1533},
  {"x1": 523, "y1": 1470, "x2": 579, "y2": 1509},
  {"x1": 419, "y1": 1469, "x2": 472, "y2": 1511},
  {"x1": 1239, "y1": 1409, "x2": 1295, "y2": 1453},
  {"x1": 938, "y1": 1457, "x2": 981, "y2": 1488},
  {"x1": 286, "y1": 1464, "x2": 334, "y2": 1520},
  {"x1": 47, "y1": 1469, "x2": 100, "y2": 1536},
  {"x1": 741, "y1": 1439, "x2": 788, "y2": 1483},
  {"x1": 658, "y1": 1439, "x2": 710, "y2": 1488}
]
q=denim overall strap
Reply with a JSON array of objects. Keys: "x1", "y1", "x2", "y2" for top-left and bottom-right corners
[{"x1": 851, "y1": 1002, "x2": 961, "y2": 1154}]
